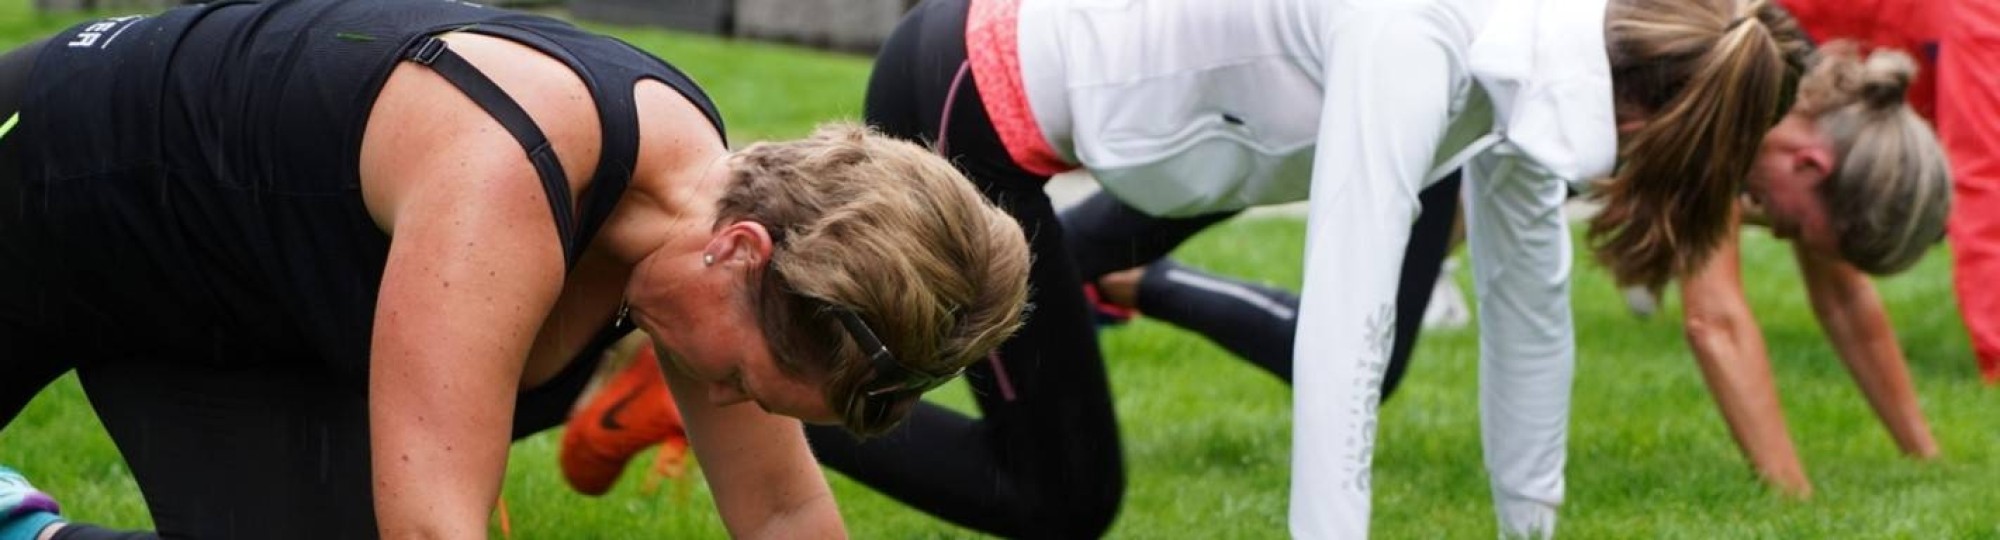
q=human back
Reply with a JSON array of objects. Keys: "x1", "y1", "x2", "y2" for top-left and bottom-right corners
[
  {"x1": 1012, "y1": 0, "x2": 1497, "y2": 216},
  {"x1": 5, "y1": 0, "x2": 722, "y2": 374}
]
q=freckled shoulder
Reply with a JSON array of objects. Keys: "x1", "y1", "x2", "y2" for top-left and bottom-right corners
[
  {"x1": 633, "y1": 78, "x2": 729, "y2": 181},
  {"x1": 358, "y1": 32, "x2": 605, "y2": 234}
]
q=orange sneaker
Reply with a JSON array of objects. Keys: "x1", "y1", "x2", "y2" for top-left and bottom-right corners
[{"x1": 560, "y1": 345, "x2": 690, "y2": 496}]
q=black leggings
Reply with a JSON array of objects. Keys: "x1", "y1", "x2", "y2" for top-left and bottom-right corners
[
  {"x1": 1061, "y1": 176, "x2": 1463, "y2": 395},
  {"x1": 802, "y1": 0, "x2": 1124, "y2": 537}
]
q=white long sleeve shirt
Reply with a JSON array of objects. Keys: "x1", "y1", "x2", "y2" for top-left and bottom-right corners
[{"x1": 1014, "y1": 0, "x2": 1616, "y2": 537}]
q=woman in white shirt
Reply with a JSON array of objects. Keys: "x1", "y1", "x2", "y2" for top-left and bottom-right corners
[
  {"x1": 800, "y1": 0, "x2": 1816, "y2": 537},
  {"x1": 1083, "y1": 43, "x2": 1952, "y2": 502}
]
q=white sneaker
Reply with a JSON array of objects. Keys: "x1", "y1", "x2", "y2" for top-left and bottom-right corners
[
  {"x1": 1622, "y1": 285, "x2": 1660, "y2": 319},
  {"x1": 1422, "y1": 260, "x2": 1472, "y2": 330}
]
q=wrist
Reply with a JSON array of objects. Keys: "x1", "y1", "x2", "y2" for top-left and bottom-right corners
[{"x1": 0, "y1": 512, "x2": 63, "y2": 540}]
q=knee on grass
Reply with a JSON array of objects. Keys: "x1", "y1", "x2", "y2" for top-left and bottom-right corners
[{"x1": 1011, "y1": 473, "x2": 1124, "y2": 537}]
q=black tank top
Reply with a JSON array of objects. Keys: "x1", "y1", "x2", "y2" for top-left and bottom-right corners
[{"x1": 8, "y1": 0, "x2": 723, "y2": 379}]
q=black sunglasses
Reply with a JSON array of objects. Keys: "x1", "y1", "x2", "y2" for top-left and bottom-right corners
[{"x1": 829, "y1": 306, "x2": 962, "y2": 397}]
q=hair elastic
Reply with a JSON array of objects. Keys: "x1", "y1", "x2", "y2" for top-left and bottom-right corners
[{"x1": 933, "y1": 60, "x2": 973, "y2": 157}]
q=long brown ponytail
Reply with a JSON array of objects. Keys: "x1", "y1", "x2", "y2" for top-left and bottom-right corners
[{"x1": 1590, "y1": 0, "x2": 1812, "y2": 288}]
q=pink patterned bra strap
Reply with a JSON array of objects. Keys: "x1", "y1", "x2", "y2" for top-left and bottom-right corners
[{"x1": 966, "y1": 0, "x2": 1074, "y2": 177}]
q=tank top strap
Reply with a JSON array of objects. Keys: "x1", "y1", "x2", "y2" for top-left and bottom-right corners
[
  {"x1": 457, "y1": 24, "x2": 728, "y2": 270},
  {"x1": 400, "y1": 22, "x2": 654, "y2": 270},
  {"x1": 573, "y1": 38, "x2": 729, "y2": 257}
]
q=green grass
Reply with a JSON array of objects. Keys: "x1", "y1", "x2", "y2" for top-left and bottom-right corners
[
  {"x1": 4, "y1": 4, "x2": 1998, "y2": 538},
  {"x1": 0, "y1": 3, "x2": 88, "y2": 47}
]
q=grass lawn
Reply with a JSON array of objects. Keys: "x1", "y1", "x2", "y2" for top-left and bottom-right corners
[{"x1": 3, "y1": 3, "x2": 1997, "y2": 538}]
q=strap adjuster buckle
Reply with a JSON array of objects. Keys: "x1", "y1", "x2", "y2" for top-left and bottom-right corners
[{"x1": 408, "y1": 36, "x2": 447, "y2": 66}]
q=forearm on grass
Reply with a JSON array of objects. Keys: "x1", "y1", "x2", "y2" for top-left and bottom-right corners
[
  {"x1": 1679, "y1": 230, "x2": 1811, "y2": 496},
  {"x1": 1793, "y1": 247, "x2": 1938, "y2": 458},
  {"x1": 663, "y1": 357, "x2": 846, "y2": 539}
]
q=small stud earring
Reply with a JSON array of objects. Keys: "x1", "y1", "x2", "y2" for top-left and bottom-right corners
[{"x1": 703, "y1": 253, "x2": 716, "y2": 266}]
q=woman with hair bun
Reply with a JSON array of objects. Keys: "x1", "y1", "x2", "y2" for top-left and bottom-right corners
[{"x1": 1679, "y1": 42, "x2": 1949, "y2": 498}]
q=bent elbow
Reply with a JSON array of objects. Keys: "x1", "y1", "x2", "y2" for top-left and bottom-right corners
[{"x1": 1680, "y1": 308, "x2": 1746, "y2": 350}]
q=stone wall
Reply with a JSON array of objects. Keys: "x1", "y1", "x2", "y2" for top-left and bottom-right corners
[
  {"x1": 32, "y1": 0, "x2": 191, "y2": 11},
  {"x1": 733, "y1": 0, "x2": 915, "y2": 53},
  {"x1": 571, "y1": 0, "x2": 916, "y2": 53},
  {"x1": 569, "y1": 0, "x2": 737, "y2": 36}
]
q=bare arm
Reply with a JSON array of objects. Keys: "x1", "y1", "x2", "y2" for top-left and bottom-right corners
[
  {"x1": 362, "y1": 37, "x2": 607, "y2": 538},
  {"x1": 367, "y1": 139, "x2": 567, "y2": 537},
  {"x1": 1678, "y1": 222, "x2": 1812, "y2": 497},
  {"x1": 1792, "y1": 246, "x2": 1938, "y2": 458},
  {"x1": 660, "y1": 351, "x2": 846, "y2": 539}
]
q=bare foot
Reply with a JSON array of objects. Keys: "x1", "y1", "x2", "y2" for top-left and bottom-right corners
[{"x1": 1096, "y1": 266, "x2": 1145, "y2": 309}]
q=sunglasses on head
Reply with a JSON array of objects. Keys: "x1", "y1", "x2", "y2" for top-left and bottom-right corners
[
  {"x1": 829, "y1": 306, "x2": 964, "y2": 431},
  {"x1": 829, "y1": 306, "x2": 962, "y2": 397}
]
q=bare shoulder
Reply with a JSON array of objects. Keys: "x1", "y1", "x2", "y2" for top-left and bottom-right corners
[
  {"x1": 633, "y1": 78, "x2": 728, "y2": 181},
  {"x1": 359, "y1": 32, "x2": 604, "y2": 233}
]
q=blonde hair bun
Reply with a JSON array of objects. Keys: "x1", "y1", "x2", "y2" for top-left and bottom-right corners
[
  {"x1": 1801, "y1": 41, "x2": 1918, "y2": 114},
  {"x1": 1859, "y1": 48, "x2": 1918, "y2": 109}
]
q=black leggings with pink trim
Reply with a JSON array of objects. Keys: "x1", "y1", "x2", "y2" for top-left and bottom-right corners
[{"x1": 800, "y1": 0, "x2": 1125, "y2": 537}]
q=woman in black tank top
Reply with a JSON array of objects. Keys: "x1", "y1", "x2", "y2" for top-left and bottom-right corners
[{"x1": 0, "y1": 1, "x2": 1030, "y2": 537}]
